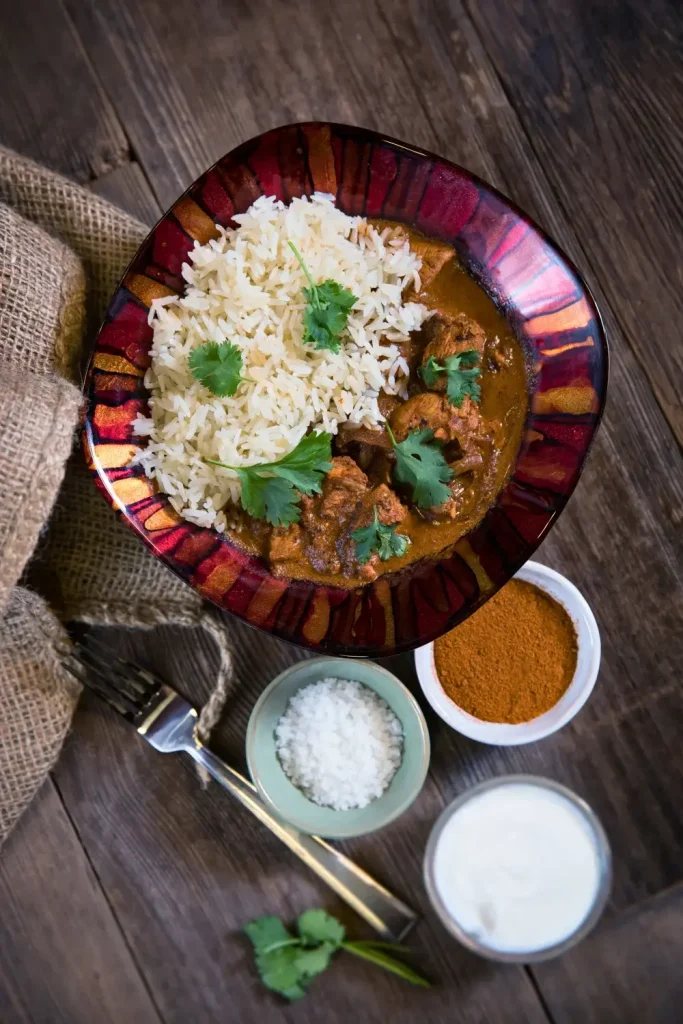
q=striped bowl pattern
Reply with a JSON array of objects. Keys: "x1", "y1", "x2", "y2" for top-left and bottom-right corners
[{"x1": 83, "y1": 122, "x2": 608, "y2": 657}]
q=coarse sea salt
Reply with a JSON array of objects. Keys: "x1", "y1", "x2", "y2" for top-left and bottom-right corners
[{"x1": 275, "y1": 677, "x2": 403, "y2": 811}]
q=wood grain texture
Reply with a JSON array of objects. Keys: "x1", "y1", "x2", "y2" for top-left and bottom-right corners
[
  {"x1": 1, "y1": 0, "x2": 128, "y2": 181},
  {"x1": 532, "y1": 885, "x2": 683, "y2": 1023},
  {"x1": 63, "y1": 0, "x2": 447, "y2": 207},
  {"x1": 465, "y1": 0, "x2": 683, "y2": 444},
  {"x1": 0, "y1": 779, "x2": 161, "y2": 1024},
  {"x1": 90, "y1": 161, "x2": 160, "y2": 225}
]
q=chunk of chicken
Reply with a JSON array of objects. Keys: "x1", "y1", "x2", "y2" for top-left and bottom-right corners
[
  {"x1": 389, "y1": 391, "x2": 480, "y2": 445},
  {"x1": 408, "y1": 237, "x2": 455, "y2": 292},
  {"x1": 349, "y1": 483, "x2": 407, "y2": 532},
  {"x1": 269, "y1": 523, "x2": 301, "y2": 560},
  {"x1": 451, "y1": 450, "x2": 484, "y2": 475},
  {"x1": 389, "y1": 392, "x2": 485, "y2": 504},
  {"x1": 446, "y1": 395, "x2": 482, "y2": 446},
  {"x1": 377, "y1": 392, "x2": 402, "y2": 420},
  {"x1": 340, "y1": 484, "x2": 408, "y2": 581},
  {"x1": 316, "y1": 457, "x2": 368, "y2": 519},
  {"x1": 426, "y1": 473, "x2": 484, "y2": 522},
  {"x1": 268, "y1": 523, "x2": 303, "y2": 576},
  {"x1": 296, "y1": 457, "x2": 369, "y2": 575},
  {"x1": 421, "y1": 313, "x2": 486, "y2": 385},
  {"x1": 336, "y1": 423, "x2": 393, "y2": 453},
  {"x1": 335, "y1": 423, "x2": 394, "y2": 476},
  {"x1": 389, "y1": 392, "x2": 450, "y2": 442}
]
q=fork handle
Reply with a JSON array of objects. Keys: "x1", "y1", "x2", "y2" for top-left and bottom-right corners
[{"x1": 183, "y1": 739, "x2": 418, "y2": 941}]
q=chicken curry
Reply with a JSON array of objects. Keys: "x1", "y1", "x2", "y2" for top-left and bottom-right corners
[{"x1": 226, "y1": 223, "x2": 528, "y2": 586}]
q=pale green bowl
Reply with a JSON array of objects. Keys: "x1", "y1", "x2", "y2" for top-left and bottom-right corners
[{"x1": 246, "y1": 657, "x2": 431, "y2": 838}]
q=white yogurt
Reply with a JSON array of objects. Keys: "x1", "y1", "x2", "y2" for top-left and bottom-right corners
[{"x1": 428, "y1": 781, "x2": 606, "y2": 956}]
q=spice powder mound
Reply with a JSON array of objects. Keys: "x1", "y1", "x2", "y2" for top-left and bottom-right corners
[{"x1": 434, "y1": 580, "x2": 578, "y2": 724}]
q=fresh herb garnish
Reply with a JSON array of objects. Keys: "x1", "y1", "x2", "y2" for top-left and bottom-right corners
[
  {"x1": 244, "y1": 908, "x2": 430, "y2": 1002},
  {"x1": 189, "y1": 340, "x2": 248, "y2": 397},
  {"x1": 387, "y1": 424, "x2": 453, "y2": 509},
  {"x1": 288, "y1": 241, "x2": 357, "y2": 353},
  {"x1": 351, "y1": 506, "x2": 410, "y2": 564},
  {"x1": 206, "y1": 431, "x2": 332, "y2": 527},
  {"x1": 420, "y1": 348, "x2": 481, "y2": 407}
]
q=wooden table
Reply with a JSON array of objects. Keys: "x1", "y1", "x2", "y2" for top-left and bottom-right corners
[{"x1": 1, "y1": 1, "x2": 682, "y2": 1021}]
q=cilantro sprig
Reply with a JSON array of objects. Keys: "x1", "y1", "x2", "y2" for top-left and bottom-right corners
[
  {"x1": 351, "y1": 506, "x2": 410, "y2": 564},
  {"x1": 244, "y1": 908, "x2": 430, "y2": 1002},
  {"x1": 420, "y1": 348, "x2": 481, "y2": 407},
  {"x1": 387, "y1": 424, "x2": 453, "y2": 509},
  {"x1": 206, "y1": 431, "x2": 332, "y2": 527},
  {"x1": 189, "y1": 340, "x2": 248, "y2": 397},
  {"x1": 288, "y1": 241, "x2": 357, "y2": 353}
]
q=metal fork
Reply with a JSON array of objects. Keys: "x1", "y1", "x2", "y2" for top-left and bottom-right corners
[{"x1": 66, "y1": 637, "x2": 418, "y2": 941}]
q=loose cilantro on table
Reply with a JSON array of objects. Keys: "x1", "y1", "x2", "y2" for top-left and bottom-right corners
[
  {"x1": 244, "y1": 908, "x2": 430, "y2": 1002},
  {"x1": 288, "y1": 241, "x2": 357, "y2": 353},
  {"x1": 351, "y1": 506, "x2": 410, "y2": 564},
  {"x1": 386, "y1": 424, "x2": 453, "y2": 509},
  {"x1": 419, "y1": 348, "x2": 481, "y2": 408},
  {"x1": 206, "y1": 431, "x2": 332, "y2": 527},
  {"x1": 189, "y1": 340, "x2": 248, "y2": 397}
]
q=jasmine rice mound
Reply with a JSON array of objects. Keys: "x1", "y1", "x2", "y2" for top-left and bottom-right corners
[
  {"x1": 134, "y1": 193, "x2": 429, "y2": 531},
  {"x1": 275, "y1": 678, "x2": 404, "y2": 810}
]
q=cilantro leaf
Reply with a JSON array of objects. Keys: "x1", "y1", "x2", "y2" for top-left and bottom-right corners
[
  {"x1": 351, "y1": 507, "x2": 411, "y2": 564},
  {"x1": 206, "y1": 431, "x2": 332, "y2": 527},
  {"x1": 265, "y1": 431, "x2": 334, "y2": 495},
  {"x1": 295, "y1": 943, "x2": 335, "y2": 980},
  {"x1": 443, "y1": 349, "x2": 481, "y2": 406},
  {"x1": 189, "y1": 340, "x2": 246, "y2": 397},
  {"x1": 297, "y1": 909, "x2": 346, "y2": 948},
  {"x1": 289, "y1": 241, "x2": 357, "y2": 352},
  {"x1": 420, "y1": 355, "x2": 443, "y2": 388},
  {"x1": 244, "y1": 915, "x2": 293, "y2": 954},
  {"x1": 387, "y1": 425, "x2": 453, "y2": 509},
  {"x1": 239, "y1": 474, "x2": 301, "y2": 527},
  {"x1": 244, "y1": 908, "x2": 432, "y2": 1002},
  {"x1": 419, "y1": 349, "x2": 481, "y2": 408},
  {"x1": 256, "y1": 946, "x2": 307, "y2": 1000}
]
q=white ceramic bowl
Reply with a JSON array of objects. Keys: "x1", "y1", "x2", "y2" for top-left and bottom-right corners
[{"x1": 414, "y1": 561, "x2": 600, "y2": 745}]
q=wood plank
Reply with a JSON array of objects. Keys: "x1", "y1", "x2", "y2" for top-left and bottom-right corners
[
  {"x1": 63, "y1": 0, "x2": 444, "y2": 208},
  {"x1": 0, "y1": 778, "x2": 161, "y2": 1024},
  {"x1": 90, "y1": 161, "x2": 160, "y2": 225},
  {"x1": 53, "y1": 627, "x2": 550, "y2": 1024},
  {"x1": 532, "y1": 885, "x2": 683, "y2": 1023},
  {"x1": 0, "y1": 0, "x2": 128, "y2": 181},
  {"x1": 464, "y1": 0, "x2": 683, "y2": 443}
]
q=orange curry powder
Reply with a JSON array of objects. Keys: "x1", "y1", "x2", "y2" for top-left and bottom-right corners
[{"x1": 434, "y1": 579, "x2": 578, "y2": 724}]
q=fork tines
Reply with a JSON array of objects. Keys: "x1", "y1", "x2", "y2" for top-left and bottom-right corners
[{"x1": 66, "y1": 634, "x2": 164, "y2": 722}]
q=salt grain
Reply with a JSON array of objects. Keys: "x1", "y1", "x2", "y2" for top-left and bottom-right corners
[{"x1": 275, "y1": 677, "x2": 404, "y2": 810}]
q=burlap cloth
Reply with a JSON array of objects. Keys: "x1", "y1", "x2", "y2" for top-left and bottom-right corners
[{"x1": 0, "y1": 147, "x2": 236, "y2": 844}]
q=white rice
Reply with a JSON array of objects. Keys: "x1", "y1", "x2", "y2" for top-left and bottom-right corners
[
  {"x1": 275, "y1": 677, "x2": 404, "y2": 810},
  {"x1": 134, "y1": 193, "x2": 428, "y2": 531}
]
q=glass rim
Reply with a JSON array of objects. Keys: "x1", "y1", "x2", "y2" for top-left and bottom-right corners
[{"x1": 423, "y1": 774, "x2": 612, "y2": 963}]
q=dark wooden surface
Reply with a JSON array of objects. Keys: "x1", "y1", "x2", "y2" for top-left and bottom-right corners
[{"x1": 1, "y1": 1, "x2": 682, "y2": 1021}]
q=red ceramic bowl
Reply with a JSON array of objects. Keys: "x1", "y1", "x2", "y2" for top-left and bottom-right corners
[{"x1": 83, "y1": 122, "x2": 607, "y2": 657}]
